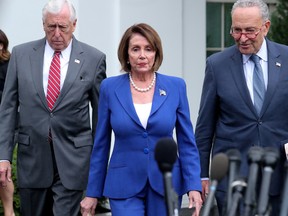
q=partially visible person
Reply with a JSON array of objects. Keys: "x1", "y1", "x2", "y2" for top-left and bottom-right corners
[
  {"x1": 195, "y1": 0, "x2": 288, "y2": 215},
  {"x1": 0, "y1": 0, "x2": 106, "y2": 216},
  {"x1": 0, "y1": 29, "x2": 15, "y2": 216},
  {"x1": 0, "y1": 29, "x2": 10, "y2": 103},
  {"x1": 0, "y1": 181, "x2": 14, "y2": 216},
  {"x1": 80, "y1": 23, "x2": 203, "y2": 216}
]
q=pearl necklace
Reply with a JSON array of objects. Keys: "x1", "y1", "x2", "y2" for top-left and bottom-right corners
[{"x1": 129, "y1": 72, "x2": 156, "y2": 92}]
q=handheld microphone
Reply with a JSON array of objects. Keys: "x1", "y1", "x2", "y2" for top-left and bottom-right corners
[
  {"x1": 280, "y1": 161, "x2": 288, "y2": 216},
  {"x1": 257, "y1": 147, "x2": 279, "y2": 216},
  {"x1": 202, "y1": 153, "x2": 229, "y2": 216},
  {"x1": 244, "y1": 146, "x2": 264, "y2": 216},
  {"x1": 227, "y1": 178, "x2": 247, "y2": 216},
  {"x1": 225, "y1": 149, "x2": 241, "y2": 214},
  {"x1": 155, "y1": 137, "x2": 178, "y2": 216}
]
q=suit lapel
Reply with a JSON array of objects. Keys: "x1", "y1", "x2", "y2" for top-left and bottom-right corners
[
  {"x1": 260, "y1": 40, "x2": 281, "y2": 116},
  {"x1": 231, "y1": 40, "x2": 282, "y2": 117},
  {"x1": 114, "y1": 73, "x2": 168, "y2": 128},
  {"x1": 29, "y1": 38, "x2": 83, "y2": 111},
  {"x1": 115, "y1": 74, "x2": 142, "y2": 127},
  {"x1": 30, "y1": 39, "x2": 48, "y2": 109},
  {"x1": 150, "y1": 73, "x2": 168, "y2": 117},
  {"x1": 230, "y1": 49, "x2": 256, "y2": 113},
  {"x1": 54, "y1": 38, "x2": 83, "y2": 109}
]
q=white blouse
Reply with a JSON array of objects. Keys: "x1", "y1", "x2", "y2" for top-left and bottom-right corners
[{"x1": 134, "y1": 103, "x2": 152, "y2": 129}]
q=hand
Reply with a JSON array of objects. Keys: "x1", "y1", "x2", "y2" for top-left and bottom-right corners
[
  {"x1": 201, "y1": 179, "x2": 209, "y2": 202},
  {"x1": 0, "y1": 161, "x2": 12, "y2": 188},
  {"x1": 188, "y1": 190, "x2": 203, "y2": 216},
  {"x1": 80, "y1": 197, "x2": 98, "y2": 216}
]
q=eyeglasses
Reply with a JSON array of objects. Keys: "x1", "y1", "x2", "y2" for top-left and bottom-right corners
[
  {"x1": 46, "y1": 23, "x2": 70, "y2": 33},
  {"x1": 230, "y1": 26, "x2": 263, "y2": 40}
]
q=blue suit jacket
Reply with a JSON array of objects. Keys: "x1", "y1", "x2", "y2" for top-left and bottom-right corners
[
  {"x1": 195, "y1": 39, "x2": 288, "y2": 195},
  {"x1": 86, "y1": 73, "x2": 202, "y2": 198}
]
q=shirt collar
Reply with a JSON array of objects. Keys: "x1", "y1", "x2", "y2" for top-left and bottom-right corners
[
  {"x1": 242, "y1": 38, "x2": 268, "y2": 64},
  {"x1": 45, "y1": 39, "x2": 73, "y2": 61}
]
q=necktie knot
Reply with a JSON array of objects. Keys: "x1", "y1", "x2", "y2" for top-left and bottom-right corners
[
  {"x1": 250, "y1": 54, "x2": 260, "y2": 64},
  {"x1": 54, "y1": 51, "x2": 61, "y2": 56}
]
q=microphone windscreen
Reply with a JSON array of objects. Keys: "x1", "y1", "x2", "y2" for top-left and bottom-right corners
[
  {"x1": 262, "y1": 147, "x2": 279, "y2": 167},
  {"x1": 210, "y1": 153, "x2": 229, "y2": 181},
  {"x1": 226, "y1": 149, "x2": 241, "y2": 162},
  {"x1": 155, "y1": 137, "x2": 177, "y2": 173},
  {"x1": 247, "y1": 146, "x2": 263, "y2": 163}
]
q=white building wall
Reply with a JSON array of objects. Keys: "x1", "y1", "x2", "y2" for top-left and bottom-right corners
[{"x1": 0, "y1": 0, "x2": 205, "y2": 126}]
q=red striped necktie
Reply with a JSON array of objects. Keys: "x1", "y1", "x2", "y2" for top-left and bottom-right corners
[{"x1": 47, "y1": 51, "x2": 61, "y2": 110}]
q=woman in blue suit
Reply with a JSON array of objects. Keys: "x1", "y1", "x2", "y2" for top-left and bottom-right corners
[{"x1": 81, "y1": 23, "x2": 202, "y2": 216}]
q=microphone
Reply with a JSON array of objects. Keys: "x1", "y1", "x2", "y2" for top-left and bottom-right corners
[
  {"x1": 257, "y1": 147, "x2": 279, "y2": 216},
  {"x1": 243, "y1": 146, "x2": 264, "y2": 216},
  {"x1": 202, "y1": 153, "x2": 229, "y2": 216},
  {"x1": 227, "y1": 178, "x2": 247, "y2": 216},
  {"x1": 280, "y1": 161, "x2": 288, "y2": 216},
  {"x1": 155, "y1": 137, "x2": 179, "y2": 216},
  {"x1": 225, "y1": 149, "x2": 241, "y2": 214}
]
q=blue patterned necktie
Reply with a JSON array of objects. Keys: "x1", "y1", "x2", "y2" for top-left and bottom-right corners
[{"x1": 251, "y1": 54, "x2": 265, "y2": 115}]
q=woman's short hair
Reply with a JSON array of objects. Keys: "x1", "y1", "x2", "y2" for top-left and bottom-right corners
[{"x1": 118, "y1": 23, "x2": 163, "y2": 73}]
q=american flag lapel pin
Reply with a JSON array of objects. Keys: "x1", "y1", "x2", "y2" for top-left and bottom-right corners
[
  {"x1": 159, "y1": 89, "x2": 166, "y2": 96},
  {"x1": 75, "y1": 59, "x2": 80, "y2": 64},
  {"x1": 276, "y1": 62, "x2": 281, "y2": 67}
]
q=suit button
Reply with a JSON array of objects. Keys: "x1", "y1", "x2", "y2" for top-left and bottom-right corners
[
  {"x1": 258, "y1": 120, "x2": 262, "y2": 125},
  {"x1": 144, "y1": 148, "x2": 149, "y2": 154},
  {"x1": 50, "y1": 113, "x2": 54, "y2": 118},
  {"x1": 142, "y1": 132, "x2": 148, "y2": 138}
]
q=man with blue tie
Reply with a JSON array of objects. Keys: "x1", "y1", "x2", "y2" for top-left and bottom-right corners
[{"x1": 195, "y1": 0, "x2": 288, "y2": 215}]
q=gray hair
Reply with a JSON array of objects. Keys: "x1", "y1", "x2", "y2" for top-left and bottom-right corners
[
  {"x1": 42, "y1": 0, "x2": 77, "y2": 22},
  {"x1": 231, "y1": 0, "x2": 270, "y2": 22}
]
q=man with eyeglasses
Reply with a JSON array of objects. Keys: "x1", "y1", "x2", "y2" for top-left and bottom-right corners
[
  {"x1": 195, "y1": 0, "x2": 288, "y2": 215},
  {"x1": 0, "y1": 0, "x2": 106, "y2": 215}
]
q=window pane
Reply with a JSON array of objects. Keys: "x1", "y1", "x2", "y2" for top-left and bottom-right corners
[
  {"x1": 207, "y1": 3, "x2": 221, "y2": 47},
  {"x1": 224, "y1": 3, "x2": 234, "y2": 47},
  {"x1": 207, "y1": 50, "x2": 221, "y2": 57}
]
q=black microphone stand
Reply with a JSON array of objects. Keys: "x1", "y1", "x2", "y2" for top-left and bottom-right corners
[
  {"x1": 280, "y1": 161, "x2": 288, "y2": 216},
  {"x1": 244, "y1": 146, "x2": 263, "y2": 216},
  {"x1": 163, "y1": 172, "x2": 179, "y2": 216},
  {"x1": 225, "y1": 149, "x2": 241, "y2": 215},
  {"x1": 257, "y1": 147, "x2": 279, "y2": 216},
  {"x1": 154, "y1": 138, "x2": 179, "y2": 216},
  {"x1": 227, "y1": 178, "x2": 247, "y2": 216},
  {"x1": 202, "y1": 153, "x2": 229, "y2": 216}
]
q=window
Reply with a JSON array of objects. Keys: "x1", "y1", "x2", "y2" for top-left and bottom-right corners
[{"x1": 206, "y1": 2, "x2": 234, "y2": 57}]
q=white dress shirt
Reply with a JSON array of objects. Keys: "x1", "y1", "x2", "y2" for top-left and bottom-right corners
[
  {"x1": 242, "y1": 39, "x2": 268, "y2": 104},
  {"x1": 43, "y1": 40, "x2": 72, "y2": 96}
]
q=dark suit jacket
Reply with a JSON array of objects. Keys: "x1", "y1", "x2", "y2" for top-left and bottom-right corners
[
  {"x1": 86, "y1": 73, "x2": 202, "y2": 198},
  {"x1": 0, "y1": 37, "x2": 106, "y2": 190},
  {"x1": 195, "y1": 38, "x2": 288, "y2": 195}
]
